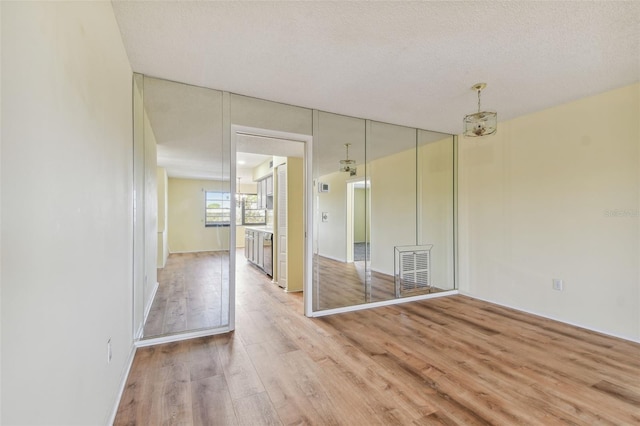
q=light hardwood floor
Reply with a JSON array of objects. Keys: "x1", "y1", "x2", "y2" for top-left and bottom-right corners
[
  {"x1": 315, "y1": 255, "x2": 447, "y2": 310},
  {"x1": 117, "y1": 253, "x2": 640, "y2": 425},
  {"x1": 143, "y1": 252, "x2": 229, "y2": 338}
]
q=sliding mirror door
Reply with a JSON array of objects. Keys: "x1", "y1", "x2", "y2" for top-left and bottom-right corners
[
  {"x1": 133, "y1": 75, "x2": 230, "y2": 342},
  {"x1": 417, "y1": 130, "x2": 456, "y2": 292},
  {"x1": 313, "y1": 112, "x2": 366, "y2": 310},
  {"x1": 366, "y1": 121, "x2": 418, "y2": 301},
  {"x1": 312, "y1": 114, "x2": 456, "y2": 313}
]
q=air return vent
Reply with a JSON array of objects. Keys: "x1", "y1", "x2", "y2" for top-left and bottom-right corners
[{"x1": 394, "y1": 245, "x2": 433, "y2": 297}]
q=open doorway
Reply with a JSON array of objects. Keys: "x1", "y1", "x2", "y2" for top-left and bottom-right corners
[
  {"x1": 231, "y1": 126, "x2": 313, "y2": 320},
  {"x1": 346, "y1": 179, "x2": 370, "y2": 265}
]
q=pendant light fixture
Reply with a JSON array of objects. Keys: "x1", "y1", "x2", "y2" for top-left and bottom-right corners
[
  {"x1": 339, "y1": 143, "x2": 357, "y2": 176},
  {"x1": 236, "y1": 177, "x2": 245, "y2": 201},
  {"x1": 463, "y1": 83, "x2": 497, "y2": 137}
]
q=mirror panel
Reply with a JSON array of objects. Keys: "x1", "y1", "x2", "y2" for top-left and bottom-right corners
[
  {"x1": 313, "y1": 112, "x2": 366, "y2": 310},
  {"x1": 313, "y1": 116, "x2": 456, "y2": 311},
  {"x1": 366, "y1": 121, "x2": 417, "y2": 302},
  {"x1": 230, "y1": 93, "x2": 312, "y2": 136},
  {"x1": 132, "y1": 73, "x2": 145, "y2": 336},
  {"x1": 418, "y1": 130, "x2": 456, "y2": 292},
  {"x1": 135, "y1": 76, "x2": 230, "y2": 340},
  {"x1": 133, "y1": 74, "x2": 456, "y2": 324}
]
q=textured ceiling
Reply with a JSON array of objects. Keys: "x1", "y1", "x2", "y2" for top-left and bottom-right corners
[{"x1": 114, "y1": 1, "x2": 639, "y2": 135}]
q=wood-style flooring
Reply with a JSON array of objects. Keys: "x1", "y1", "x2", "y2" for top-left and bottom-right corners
[
  {"x1": 143, "y1": 252, "x2": 229, "y2": 338},
  {"x1": 315, "y1": 255, "x2": 445, "y2": 311},
  {"x1": 116, "y1": 252, "x2": 640, "y2": 425}
]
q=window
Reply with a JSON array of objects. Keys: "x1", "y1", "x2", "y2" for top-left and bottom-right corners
[
  {"x1": 236, "y1": 194, "x2": 266, "y2": 225},
  {"x1": 205, "y1": 191, "x2": 231, "y2": 226}
]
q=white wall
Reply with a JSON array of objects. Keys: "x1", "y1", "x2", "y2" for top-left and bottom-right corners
[
  {"x1": 1, "y1": 2, "x2": 134, "y2": 424},
  {"x1": 458, "y1": 83, "x2": 640, "y2": 342}
]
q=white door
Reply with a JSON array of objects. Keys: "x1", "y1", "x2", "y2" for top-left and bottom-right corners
[{"x1": 277, "y1": 164, "x2": 288, "y2": 289}]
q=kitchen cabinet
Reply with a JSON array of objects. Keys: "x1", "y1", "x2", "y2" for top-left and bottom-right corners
[
  {"x1": 244, "y1": 226, "x2": 273, "y2": 276},
  {"x1": 256, "y1": 175, "x2": 273, "y2": 210}
]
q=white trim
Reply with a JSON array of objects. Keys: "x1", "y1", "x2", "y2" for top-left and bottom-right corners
[
  {"x1": 107, "y1": 343, "x2": 137, "y2": 426},
  {"x1": 462, "y1": 292, "x2": 640, "y2": 344},
  {"x1": 230, "y1": 124, "x2": 314, "y2": 318},
  {"x1": 316, "y1": 253, "x2": 348, "y2": 263},
  {"x1": 135, "y1": 326, "x2": 232, "y2": 348},
  {"x1": 169, "y1": 249, "x2": 229, "y2": 254},
  {"x1": 224, "y1": 92, "x2": 234, "y2": 332},
  {"x1": 137, "y1": 281, "x2": 159, "y2": 339},
  {"x1": 309, "y1": 290, "x2": 459, "y2": 317}
]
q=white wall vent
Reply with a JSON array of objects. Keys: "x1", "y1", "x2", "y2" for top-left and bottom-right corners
[{"x1": 394, "y1": 245, "x2": 433, "y2": 297}]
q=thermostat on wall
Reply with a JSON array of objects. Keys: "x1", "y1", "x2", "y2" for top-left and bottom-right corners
[{"x1": 318, "y1": 182, "x2": 329, "y2": 193}]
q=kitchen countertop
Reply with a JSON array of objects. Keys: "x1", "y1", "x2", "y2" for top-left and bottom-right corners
[{"x1": 243, "y1": 225, "x2": 274, "y2": 234}]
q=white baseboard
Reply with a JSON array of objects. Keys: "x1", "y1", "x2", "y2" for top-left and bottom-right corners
[
  {"x1": 461, "y1": 291, "x2": 640, "y2": 344},
  {"x1": 144, "y1": 282, "x2": 159, "y2": 323},
  {"x1": 169, "y1": 249, "x2": 229, "y2": 254},
  {"x1": 316, "y1": 253, "x2": 347, "y2": 263},
  {"x1": 135, "y1": 326, "x2": 231, "y2": 348},
  {"x1": 107, "y1": 343, "x2": 137, "y2": 425},
  {"x1": 134, "y1": 281, "x2": 159, "y2": 340},
  {"x1": 310, "y1": 290, "x2": 459, "y2": 317}
]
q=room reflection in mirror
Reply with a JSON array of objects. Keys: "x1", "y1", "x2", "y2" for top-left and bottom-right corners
[
  {"x1": 313, "y1": 112, "x2": 455, "y2": 311},
  {"x1": 132, "y1": 75, "x2": 230, "y2": 340},
  {"x1": 313, "y1": 112, "x2": 367, "y2": 310}
]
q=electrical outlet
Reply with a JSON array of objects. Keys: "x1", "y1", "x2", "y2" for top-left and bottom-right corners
[
  {"x1": 107, "y1": 338, "x2": 112, "y2": 364},
  {"x1": 552, "y1": 279, "x2": 563, "y2": 291}
]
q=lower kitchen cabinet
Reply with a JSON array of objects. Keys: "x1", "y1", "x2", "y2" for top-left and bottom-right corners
[{"x1": 244, "y1": 228, "x2": 273, "y2": 277}]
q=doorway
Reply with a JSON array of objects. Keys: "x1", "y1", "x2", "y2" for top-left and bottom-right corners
[{"x1": 231, "y1": 125, "x2": 313, "y2": 322}]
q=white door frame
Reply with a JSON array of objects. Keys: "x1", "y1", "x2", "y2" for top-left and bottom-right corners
[
  {"x1": 230, "y1": 125, "x2": 314, "y2": 319},
  {"x1": 345, "y1": 177, "x2": 367, "y2": 264}
]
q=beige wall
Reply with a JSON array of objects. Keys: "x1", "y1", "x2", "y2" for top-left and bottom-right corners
[
  {"x1": 316, "y1": 168, "x2": 365, "y2": 261},
  {"x1": 231, "y1": 94, "x2": 313, "y2": 136},
  {"x1": 157, "y1": 167, "x2": 169, "y2": 267},
  {"x1": 418, "y1": 136, "x2": 455, "y2": 290},
  {"x1": 285, "y1": 157, "x2": 305, "y2": 291},
  {"x1": 143, "y1": 110, "x2": 158, "y2": 308},
  {"x1": 354, "y1": 188, "x2": 367, "y2": 243},
  {"x1": 369, "y1": 148, "x2": 417, "y2": 275},
  {"x1": 458, "y1": 83, "x2": 640, "y2": 342},
  {"x1": 168, "y1": 178, "x2": 231, "y2": 253},
  {"x1": 1, "y1": 2, "x2": 134, "y2": 424}
]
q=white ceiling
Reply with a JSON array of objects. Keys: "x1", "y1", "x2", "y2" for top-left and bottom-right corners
[{"x1": 114, "y1": 1, "x2": 639, "y2": 135}]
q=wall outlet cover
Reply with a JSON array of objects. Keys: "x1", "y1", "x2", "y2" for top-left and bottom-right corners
[{"x1": 552, "y1": 279, "x2": 563, "y2": 291}]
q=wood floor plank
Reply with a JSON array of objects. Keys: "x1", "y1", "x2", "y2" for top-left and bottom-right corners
[
  {"x1": 215, "y1": 332, "x2": 266, "y2": 401},
  {"x1": 233, "y1": 392, "x2": 282, "y2": 426},
  {"x1": 245, "y1": 342, "x2": 329, "y2": 425},
  {"x1": 116, "y1": 248, "x2": 640, "y2": 425},
  {"x1": 191, "y1": 375, "x2": 238, "y2": 426}
]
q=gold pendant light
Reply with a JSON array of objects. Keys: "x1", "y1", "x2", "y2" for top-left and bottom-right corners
[{"x1": 463, "y1": 83, "x2": 497, "y2": 137}]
